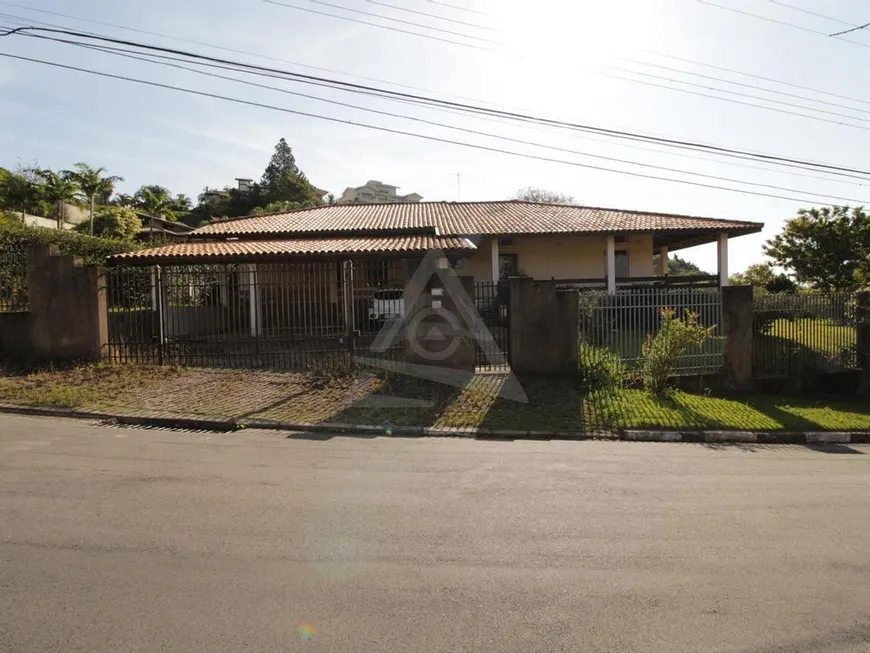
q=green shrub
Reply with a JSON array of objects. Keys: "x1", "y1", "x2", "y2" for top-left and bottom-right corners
[
  {"x1": 640, "y1": 308, "x2": 714, "y2": 396},
  {"x1": 0, "y1": 223, "x2": 137, "y2": 265},
  {"x1": 577, "y1": 342, "x2": 625, "y2": 395}
]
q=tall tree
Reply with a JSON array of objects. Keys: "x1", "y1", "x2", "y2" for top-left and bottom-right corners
[
  {"x1": 135, "y1": 187, "x2": 174, "y2": 241},
  {"x1": 764, "y1": 206, "x2": 870, "y2": 291},
  {"x1": 261, "y1": 138, "x2": 300, "y2": 192},
  {"x1": 66, "y1": 163, "x2": 124, "y2": 235},
  {"x1": 513, "y1": 186, "x2": 577, "y2": 204},
  {"x1": 38, "y1": 169, "x2": 83, "y2": 228}
]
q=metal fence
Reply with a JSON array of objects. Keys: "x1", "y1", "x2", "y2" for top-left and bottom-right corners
[
  {"x1": 578, "y1": 287, "x2": 724, "y2": 375},
  {"x1": 753, "y1": 292, "x2": 858, "y2": 377},
  {"x1": 473, "y1": 281, "x2": 510, "y2": 369},
  {"x1": 104, "y1": 260, "x2": 407, "y2": 371},
  {"x1": 0, "y1": 243, "x2": 27, "y2": 312}
]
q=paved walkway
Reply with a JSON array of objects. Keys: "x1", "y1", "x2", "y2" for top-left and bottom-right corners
[{"x1": 3, "y1": 413, "x2": 870, "y2": 652}]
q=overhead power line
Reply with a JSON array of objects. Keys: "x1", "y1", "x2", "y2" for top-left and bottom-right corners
[
  {"x1": 365, "y1": 0, "x2": 498, "y2": 31},
  {"x1": 427, "y1": 0, "x2": 493, "y2": 18},
  {"x1": 7, "y1": 2, "x2": 870, "y2": 136},
  {"x1": 307, "y1": 0, "x2": 499, "y2": 43},
  {"x1": 0, "y1": 50, "x2": 860, "y2": 206},
  {"x1": 4, "y1": 25, "x2": 870, "y2": 180},
  {"x1": 830, "y1": 22, "x2": 870, "y2": 37},
  {"x1": 42, "y1": 35, "x2": 870, "y2": 203},
  {"x1": 697, "y1": 0, "x2": 870, "y2": 48},
  {"x1": 261, "y1": 0, "x2": 501, "y2": 52},
  {"x1": 766, "y1": 0, "x2": 870, "y2": 37},
  {"x1": 263, "y1": 1, "x2": 870, "y2": 129},
  {"x1": 766, "y1": 0, "x2": 854, "y2": 27}
]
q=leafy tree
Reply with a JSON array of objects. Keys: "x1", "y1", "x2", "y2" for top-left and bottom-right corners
[
  {"x1": 0, "y1": 166, "x2": 46, "y2": 219},
  {"x1": 65, "y1": 163, "x2": 124, "y2": 236},
  {"x1": 38, "y1": 169, "x2": 84, "y2": 228},
  {"x1": 134, "y1": 186, "x2": 175, "y2": 241},
  {"x1": 653, "y1": 253, "x2": 708, "y2": 276},
  {"x1": 73, "y1": 205, "x2": 140, "y2": 240},
  {"x1": 113, "y1": 193, "x2": 135, "y2": 207},
  {"x1": 765, "y1": 273, "x2": 798, "y2": 294},
  {"x1": 764, "y1": 206, "x2": 870, "y2": 291},
  {"x1": 513, "y1": 186, "x2": 577, "y2": 204},
  {"x1": 729, "y1": 262, "x2": 776, "y2": 287}
]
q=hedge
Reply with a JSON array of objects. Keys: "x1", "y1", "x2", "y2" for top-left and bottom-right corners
[{"x1": 1, "y1": 224, "x2": 140, "y2": 311}]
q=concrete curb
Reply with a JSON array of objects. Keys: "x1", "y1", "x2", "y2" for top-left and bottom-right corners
[
  {"x1": 2, "y1": 404, "x2": 869, "y2": 444},
  {"x1": 0, "y1": 403, "x2": 241, "y2": 432}
]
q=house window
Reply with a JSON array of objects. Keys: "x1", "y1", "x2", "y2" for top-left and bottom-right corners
[
  {"x1": 498, "y1": 237, "x2": 516, "y2": 247},
  {"x1": 498, "y1": 253, "x2": 518, "y2": 278},
  {"x1": 366, "y1": 260, "x2": 390, "y2": 287},
  {"x1": 615, "y1": 251, "x2": 629, "y2": 278}
]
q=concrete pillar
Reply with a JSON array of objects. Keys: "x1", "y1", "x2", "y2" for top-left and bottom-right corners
[
  {"x1": 660, "y1": 245, "x2": 669, "y2": 276},
  {"x1": 150, "y1": 266, "x2": 159, "y2": 311},
  {"x1": 509, "y1": 276, "x2": 578, "y2": 375},
  {"x1": 490, "y1": 237, "x2": 500, "y2": 283},
  {"x1": 247, "y1": 265, "x2": 261, "y2": 337},
  {"x1": 722, "y1": 285, "x2": 753, "y2": 391},
  {"x1": 857, "y1": 292, "x2": 870, "y2": 397},
  {"x1": 718, "y1": 232, "x2": 729, "y2": 287},
  {"x1": 605, "y1": 235, "x2": 616, "y2": 295},
  {"x1": 217, "y1": 271, "x2": 229, "y2": 307}
]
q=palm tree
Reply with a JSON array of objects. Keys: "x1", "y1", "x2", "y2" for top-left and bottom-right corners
[
  {"x1": 66, "y1": 163, "x2": 123, "y2": 235},
  {"x1": 135, "y1": 187, "x2": 174, "y2": 242},
  {"x1": 38, "y1": 169, "x2": 84, "y2": 229}
]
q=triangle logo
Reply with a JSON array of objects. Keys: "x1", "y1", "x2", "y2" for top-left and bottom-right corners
[{"x1": 355, "y1": 249, "x2": 528, "y2": 403}]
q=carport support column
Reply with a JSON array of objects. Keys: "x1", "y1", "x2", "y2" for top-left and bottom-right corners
[
  {"x1": 605, "y1": 235, "x2": 616, "y2": 295},
  {"x1": 718, "y1": 232, "x2": 729, "y2": 287},
  {"x1": 660, "y1": 245, "x2": 669, "y2": 276},
  {"x1": 247, "y1": 264, "x2": 262, "y2": 337},
  {"x1": 490, "y1": 237, "x2": 500, "y2": 283}
]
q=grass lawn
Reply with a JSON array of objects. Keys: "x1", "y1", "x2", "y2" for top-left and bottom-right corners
[
  {"x1": 1, "y1": 363, "x2": 868, "y2": 433},
  {"x1": 589, "y1": 389, "x2": 870, "y2": 431},
  {"x1": 766, "y1": 318, "x2": 856, "y2": 355}
]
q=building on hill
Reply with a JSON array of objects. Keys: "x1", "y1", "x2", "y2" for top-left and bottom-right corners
[{"x1": 337, "y1": 180, "x2": 422, "y2": 204}]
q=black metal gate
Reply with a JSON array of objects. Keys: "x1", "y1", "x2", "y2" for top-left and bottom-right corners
[
  {"x1": 473, "y1": 280, "x2": 510, "y2": 369},
  {"x1": 103, "y1": 260, "x2": 406, "y2": 370}
]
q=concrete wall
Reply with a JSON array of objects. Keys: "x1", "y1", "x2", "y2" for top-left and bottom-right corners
[
  {"x1": 722, "y1": 285, "x2": 753, "y2": 391},
  {"x1": 509, "y1": 277, "x2": 579, "y2": 375},
  {"x1": 21, "y1": 246, "x2": 107, "y2": 362},
  {"x1": 461, "y1": 234, "x2": 654, "y2": 281}
]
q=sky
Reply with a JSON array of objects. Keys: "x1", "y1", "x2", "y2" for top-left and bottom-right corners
[{"x1": 1, "y1": 0, "x2": 869, "y2": 273}]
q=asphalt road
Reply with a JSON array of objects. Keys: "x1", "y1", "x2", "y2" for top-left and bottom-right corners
[{"x1": 2, "y1": 414, "x2": 870, "y2": 652}]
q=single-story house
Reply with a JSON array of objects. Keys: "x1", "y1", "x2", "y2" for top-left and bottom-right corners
[{"x1": 111, "y1": 200, "x2": 762, "y2": 291}]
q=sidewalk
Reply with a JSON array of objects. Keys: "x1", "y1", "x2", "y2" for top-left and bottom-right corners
[{"x1": 1, "y1": 364, "x2": 869, "y2": 438}]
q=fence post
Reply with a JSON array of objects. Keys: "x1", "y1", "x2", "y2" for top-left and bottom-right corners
[
  {"x1": 722, "y1": 285, "x2": 753, "y2": 391},
  {"x1": 857, "y1": 291, "x2": 870, "y2": 397},
  {"x1": 342, "y1": 260, "x2": 354, "y2": 352}
]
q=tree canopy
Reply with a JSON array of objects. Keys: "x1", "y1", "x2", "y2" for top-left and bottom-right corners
[
  {"x1": 653, "y1": 253, "x2": 708, "y2": 276},
  {"x1": 764, "y1": 206, "x2": 870, "y2": 291},
  {"x1": 513, "y1": 186, "x2": 577, "y2": 204},
  {"x1": 74, "y1": 205, "x2": 140, "y2": 241}
]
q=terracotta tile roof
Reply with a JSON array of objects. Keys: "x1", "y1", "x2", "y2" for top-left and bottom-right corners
[
  {"x1": 193, "y1": 200, "x2": 763, "y2": 237},
  {"x1": 109, "y1": 235, "x2": 475, "y2": 264}
]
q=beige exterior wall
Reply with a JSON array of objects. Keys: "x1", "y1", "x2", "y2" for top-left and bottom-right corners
[{"x1": 460, "y1": 235, "x2": 654, "y2": 282}]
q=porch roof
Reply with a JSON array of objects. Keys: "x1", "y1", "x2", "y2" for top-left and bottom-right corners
[
  {"x1": 108, "y1": 235, "x2": 476, "y2": 265},
  {"x1": 192, "y1": 200, "x2": 764, "y2": 248}
]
